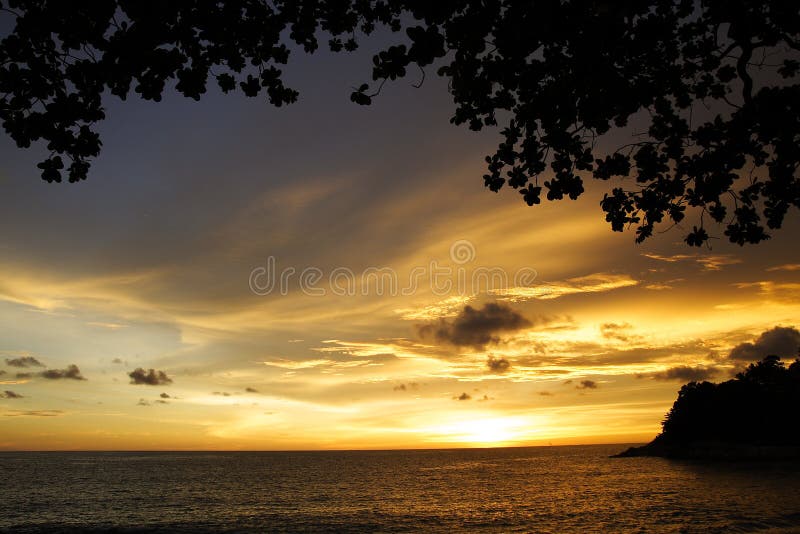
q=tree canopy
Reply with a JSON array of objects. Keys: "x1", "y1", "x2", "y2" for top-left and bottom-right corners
[
  {"x1": 658, "y1": 354, "x2": 800, "y2": 446},
  {"x1": 1, "y1": 1, "x2": 799, "y2": 246}
]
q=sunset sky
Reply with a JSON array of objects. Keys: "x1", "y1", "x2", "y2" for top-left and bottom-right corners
[{"x1": 1, "y1": 41, "x2": 799, "y2": 451}]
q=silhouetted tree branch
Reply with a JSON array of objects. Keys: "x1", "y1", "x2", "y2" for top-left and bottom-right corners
[{"x1": 1, "y1": 1, "x2": 799, "y2": 246}]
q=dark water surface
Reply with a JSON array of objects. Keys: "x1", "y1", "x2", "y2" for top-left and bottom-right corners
[{"x1": 2, "y1": 445, "x2": 800, "y2": 533}]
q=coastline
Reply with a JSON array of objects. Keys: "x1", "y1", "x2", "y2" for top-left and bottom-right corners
[{"x1": 613, "y1": 440, "x2": 800, "y2": 461}]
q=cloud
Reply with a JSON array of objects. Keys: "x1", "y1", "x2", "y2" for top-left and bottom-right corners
[
  {"x1": 734, "y1": 281, "x2": 800, "y2": 304},
  {"x1": 160, "y1": 392, "x2": 171, "y2": 399},
  {"x1": 0, "y1": 370, "x2": 5, "y2": 376},
  {"x1": 491, "y1": 273, "x2": 638, "y2": 301},
  {"x1": 486, "y1": 356, "x2": 511, "y2": 373},
  {"x1": 5, "y1": 356, "x2": 44, "y2": 368},
  {"x1": 87, "y1": 322, "x2": 127, "y2": 329},
  {"x1": 538, "y1": 391, "x2": 554, "y2": 396},
  {"x1": 395, "y1": 296, "x2": 474, "y2": 320},
  {"x1": 644, "y1": 283, "x2": 673, "y2": 290},
  {"x1": 393, "y1": 382, "x2": 419, "y2": 392},
  {"x1": 139, "y1": 397, "x2": 170, "y2": 405},
  {"x1": 40, "y1": 364, "x2": 86, "y2": 380},
  {"x1": 262, "y1": 357, "x2": 387, "y2": 370},
  {"x1": 695, "y1": 256, "x2": 742, "y2": 271},
  {"x1": 15, "y1": 372, "x2": 32, "y2": 379},
  {"x1": 1, "y1": 390, "x2": 23, "y2": 398},
  {"x1": 313, "y1": 339, "x2": 440, "y2": 361},
  {"x1": 128, "y1": 368, "x2": 173, "y2": 385},
  {"x1": 213, "y1": 391, "x2": 231, "y2": 396},
  {"x1": 245, "y1": 387, "x2": 259, "y2": 393},
  {"x1": 600, "y1": 323, "x2": 633, "y2": 342},
  {"x1": 766, "y1": 264, "x2": 800, "y2": 272},
  {"x1": 4, "y1": 410, "x2": 63, "y2": 417},
  {"x1": 111, "y1": 358, "x2": 125, "y2": 364},
  {"x1": 643, "y1": 365, "x2": 719, "y2": 382},
  {"x1": 415, "y1": 302, "x2": 530, "y2": 349},
  {"x1": 576, "y1": 380, "x2": 597, "y2": 390},
  {"x1": 454, "y1": 392, "x2": 471, "y2": 401},
  {"x1": 728, "y1": 326, "x2": 800, "y2": 361},
  {"x1": 642, "y1": 253, "x2": 741, "y2": 271}
]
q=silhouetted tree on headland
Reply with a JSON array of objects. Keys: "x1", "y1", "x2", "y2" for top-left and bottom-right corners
[
  {"x1": 1, "y1": 1, "x2": 799, "y2": 246},
  {"x1": 661, "y1": 355, "x2": 800, "y2": 444},
  {"x1": 618, "y1": 354, "x2": 800, "y2": 458}
]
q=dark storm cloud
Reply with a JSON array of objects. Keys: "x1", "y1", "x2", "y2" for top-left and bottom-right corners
[
  {"x1": 245, "y1": 387, "x2": 258, "y2": 393},
  {"x1": 641, "y1": 365, "x2": 720, "y2": 382},
  {"x1": 486, "y1": 356, "x2": 510, "y2": 373},
  {"x1": 1, "y1": 390, "x2": 23, "y2": 398},
  {"x1": 728, "y1": 326, "x2": 800, "y2": 361},
  {"x1": 40, "y1": 364, "x2": 86, "y2": 380},
  {"x1": 15, "y1": 372, "x2": 32, "y2": 379},
  {"x1": 576, "y1": 380, "x2": 597, "y2": 390},
  {"x1": 415, "y1": 303, "x2": 531, "y2": 349},
  {"x1": 128, "y1": 368, "x2": 173, "y2": 385},
  {"x1": 5, "y1": 356, "x2": 44, "y2": 368},
  {"x1": 160, "y1": 392, "x2": 171, "y2": 399},
  {"x1": 454, "y1": 392, "x2": 471, "y2": 401}
]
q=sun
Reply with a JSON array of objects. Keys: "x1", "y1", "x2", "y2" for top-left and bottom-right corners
[{"x1": 430, "y1": 416, "x2": 533, "y2": 446}]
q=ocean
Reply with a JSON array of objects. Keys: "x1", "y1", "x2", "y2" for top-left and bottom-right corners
[{"x1": 2, "y1": 445, "x2": 800, "y2": 533}]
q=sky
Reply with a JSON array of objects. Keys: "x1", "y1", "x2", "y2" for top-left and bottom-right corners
[{"x1": 1, "y1": 39, "x2": 799, "y2": 451}]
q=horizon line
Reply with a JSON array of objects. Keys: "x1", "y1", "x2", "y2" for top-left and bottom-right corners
[{"x1": 0, "y1": 442, "x2": 646, "y2": 453}]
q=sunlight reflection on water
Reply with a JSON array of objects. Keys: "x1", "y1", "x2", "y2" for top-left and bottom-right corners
[{"x1": 2, "y1": 445, "x2": 800, "y2": 533}]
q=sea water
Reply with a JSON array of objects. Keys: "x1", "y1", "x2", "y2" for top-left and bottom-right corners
[{"x1": 2, "y1": 445, "x2": 800, "y2": 532}]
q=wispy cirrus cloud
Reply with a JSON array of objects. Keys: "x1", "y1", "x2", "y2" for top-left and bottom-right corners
[
  {"x1": 4, "y1": 410, "x2": 63, "y2": 417},
  {"x1": 734, "y1": 281, "x2": 800, "y2": 304},
  {"x1": 395, "y1": 295, "x2": 474, "y2": 320},
  {"x1": 313, "y1": 338, "x2": 444, "y2": 360},
  {"x1": 262, "y1": 357, "x2": 387, "y2": 371},
  {"x1": 491, "y1": 273, "x2": 638, "y2": 301},
  {"x1": 86, "y1": 322, "x2": 127, "y2": 330},
  {"x1": 599, "y1": 322, "x2": 636, "y2": 343},
  {"x1": 766, "y1": 264, "x2": 800, "y2": 272},
  {"x1": 642, "y1": 253, "x2": 741, "y2": 271}
]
